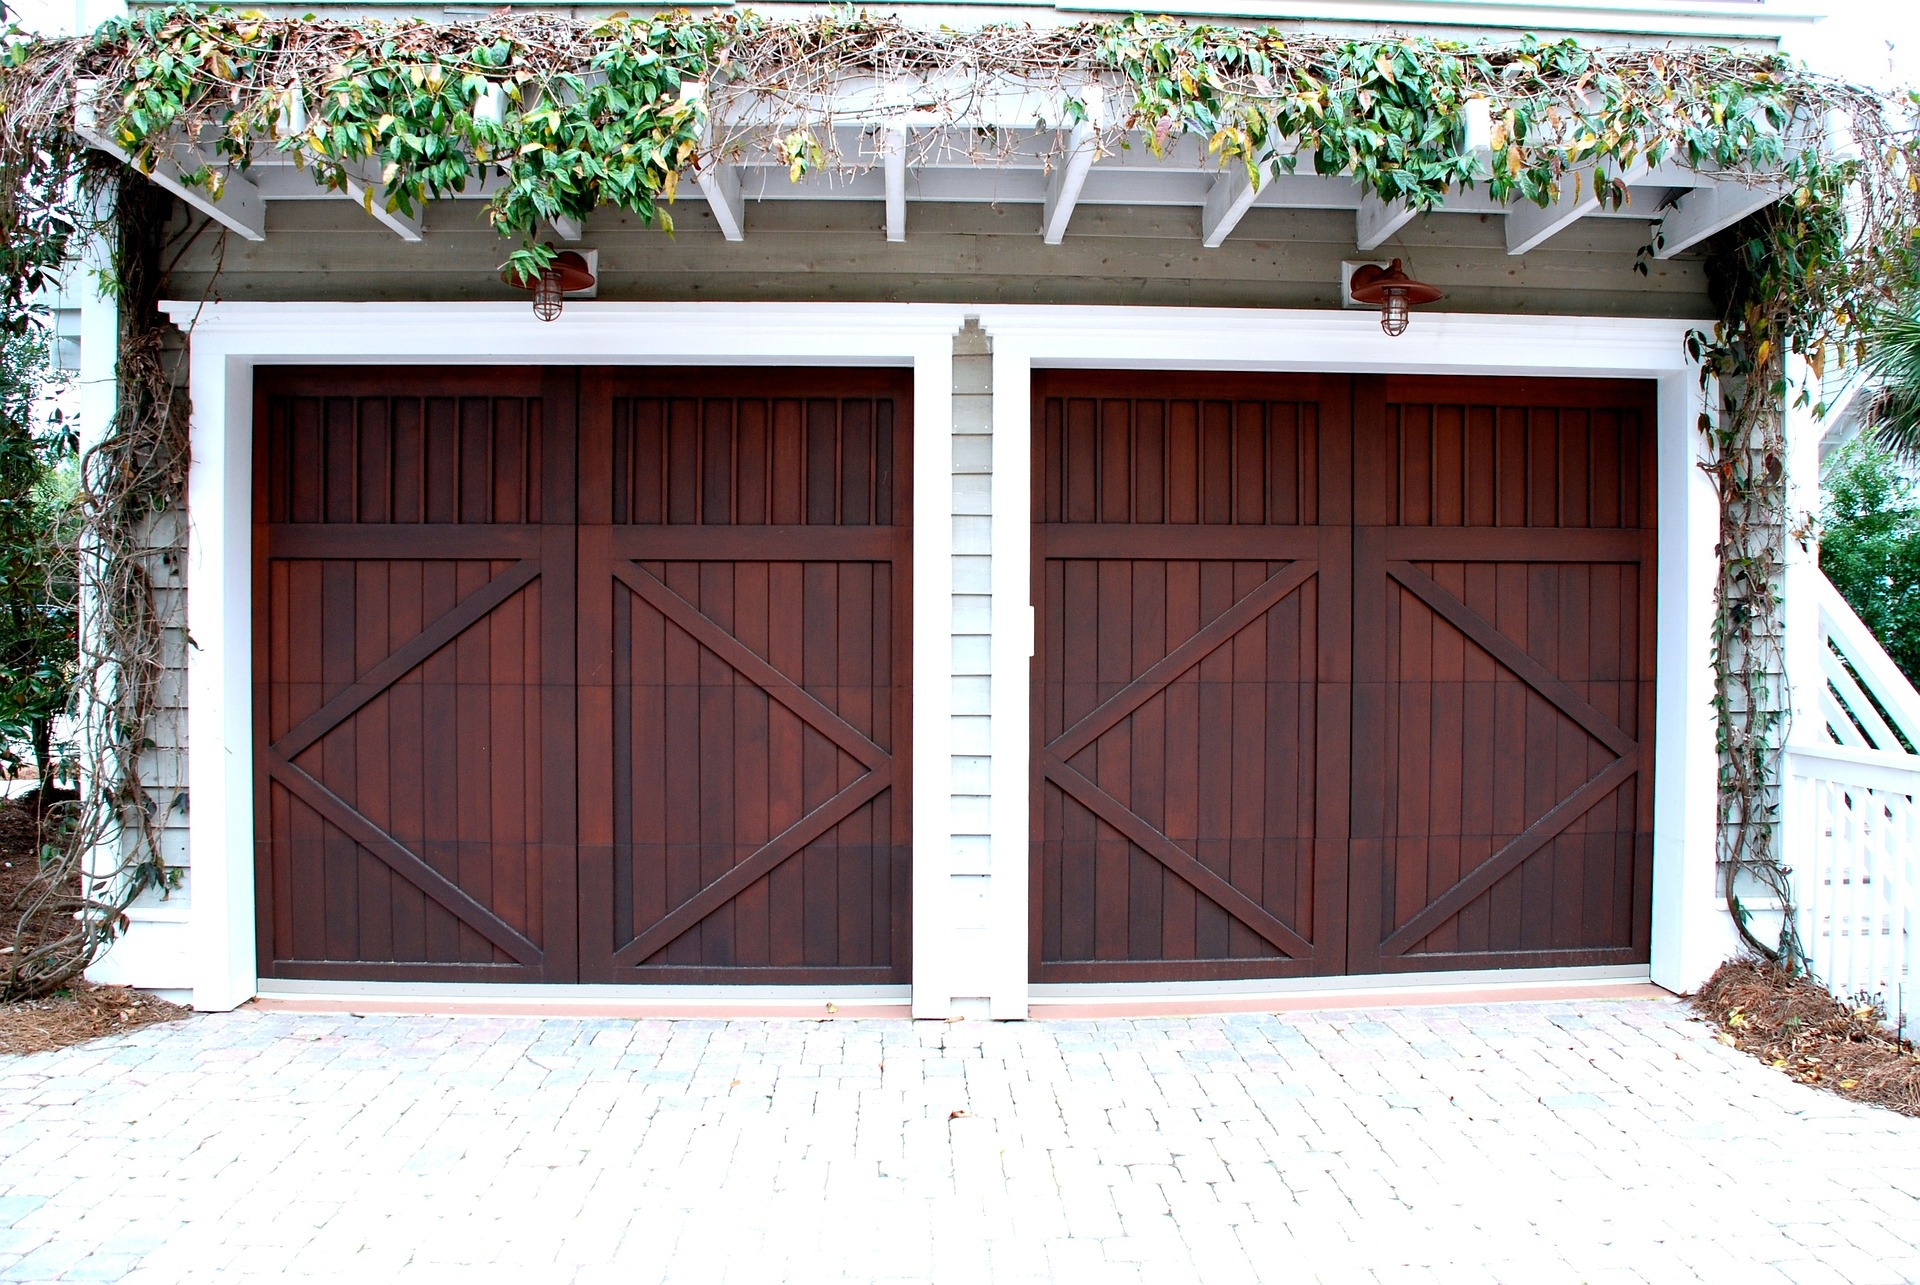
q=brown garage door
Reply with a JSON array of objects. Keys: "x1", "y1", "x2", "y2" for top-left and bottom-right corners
[
  {"x1": 255, "y1": 366, "x2": 911, "y2": 984},
  {"x1": 1032, "y1": 371, "x2": 1655, "y2": 981}
]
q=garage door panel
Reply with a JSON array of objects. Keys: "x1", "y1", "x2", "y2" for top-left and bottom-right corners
[
  {"x1": 580, "y1": 370, "x2": 913, "y2": 984},
  {"x1": 1034, "y1": 371, "x2": 1352, "y2": 982},
  {"x1": 1350, "y1": 376, "x2": 1656, "y2": 975}
]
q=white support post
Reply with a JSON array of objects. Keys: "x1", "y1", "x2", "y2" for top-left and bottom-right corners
[
  {"x1": 1041, "y1": 86, "x2": 1102, "y2": 246},
  {"x1": 1650, "y1": 365, "x2": 1741, "y2": 991},
  {"x1": 1783, "y1": 353, "x2": 1826, "y2": 744},
  {"x1": 909, "y1": 333, "x2": 956, "y2": 1017},
  {"x1": 1356, "y1": 191, "x2": 1418, "y2": 251},
  {"x1": 1653, "y1": 180, "x2": 1788, "y2": 259},
  {"x1": 74, "y1": 82, "x2": 267, "y2": 242},
  {"x1": 1506, "y1": 161, "x2": 1646, "y2": 256},
  {"x1": 986, "y1": 334, "x2": 1032, "y2": 1018}
]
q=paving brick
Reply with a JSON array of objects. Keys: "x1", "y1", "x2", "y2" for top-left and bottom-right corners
[{"x1": 2, "y1": 999, "x2": 1917, "y2": 1283}]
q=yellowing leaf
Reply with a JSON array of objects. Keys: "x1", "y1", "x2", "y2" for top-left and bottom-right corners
[{"x1": 376, "y1": 114, "x2": 396, "y2": 133}]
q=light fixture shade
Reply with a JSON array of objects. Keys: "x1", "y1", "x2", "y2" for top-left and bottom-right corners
[
  {"x1": 1348, "y1": 259, "x2": 1443, "y2": 336},
  {"x1": 502, "y1": 248, "x2": 596, "y2": 321}
]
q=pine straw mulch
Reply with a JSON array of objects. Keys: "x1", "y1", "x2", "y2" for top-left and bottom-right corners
[
  {"x1": 0, "y1": 788, "x2": 189, "y2": 1056},
  {"x1": 1691, "y1": 957, "x2": 1920, "y2": 1117}
]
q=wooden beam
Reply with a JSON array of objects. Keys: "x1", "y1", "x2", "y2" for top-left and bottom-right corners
[
  {"x1": 1506, "y1": 161, "x2": 1645, "y2": 256},
  {"x1": 73, "y1": 83, "x2": 266, "y2": 242},
  {"x1": 338, "y1": 161, "x2": 425, "y2": 242},
  {"x1": 881, "y1": 124, "x2": 906, "y2": 243},
  {"x1": 1041, "y1": 86, "x2": 1103, "y2": 245},
  {"x1": 697, "y1": 163, "x2": 746, "y2": 241},
  {"x1": 549, "y1": 216, "x2": 583, "y2": 242},
  {"x1": 680, "y1": 78, "x2": 746, "y2": 242},
  {"x1": 1356, "y1": 191, "x2": 1418, "y2": 251},
  {"x1": 1652, "y1": 179, "x2": 1787, "y2": 258},
  {"x1": 1200, "y1": 160, "x2": 1259, "y2": 248}
]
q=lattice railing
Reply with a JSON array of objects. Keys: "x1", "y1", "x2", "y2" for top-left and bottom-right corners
[{"x1": 1782, "y1": 574, "x2": 1920, "y2": 1026}]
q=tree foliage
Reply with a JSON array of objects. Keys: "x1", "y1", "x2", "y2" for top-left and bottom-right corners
[
  {"x1": 0, "y1": 326, "x2": 76, "y2": 785},
  {"x1": 1821, "y1": 435, "x2": 1920, "y2": 685}
]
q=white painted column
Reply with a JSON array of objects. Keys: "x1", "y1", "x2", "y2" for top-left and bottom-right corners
[
  {"x1": 1649, "y1": 367, "x2": 1741, "y2": 992},
  {"x1": 183, "y1": 348, "x2": 258, "y2": 1010},
  {"x1": 909, "y1": 333, "x2": 958, "y2": 1016},
  {"x1": 1781, "y1": 355, "x2": 1827, "y2": 741}
]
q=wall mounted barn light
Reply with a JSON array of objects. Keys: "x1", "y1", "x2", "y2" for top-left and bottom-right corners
[
  {"x1": 1346, "y1": 259, "x2": 1444, "y2": 336},
  {"x1": 502, "y1": 248, "x2": 596, "y2": 321}
]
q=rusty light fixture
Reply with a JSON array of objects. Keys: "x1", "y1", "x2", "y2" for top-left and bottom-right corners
[
  {"x1": 502, "y1": 247, "x2": 596, "y2": 321},
  {"x1": 1348, "y1": 259, "x2": 1444, "y2": 337}
]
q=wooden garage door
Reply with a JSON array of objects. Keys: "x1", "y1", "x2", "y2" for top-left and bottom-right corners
[
  {"x1": 1032, "y1": 371, "x2": 1655, "y2": 981},
  {"x1": 255, "y1": 366, "x2": 910, "y2": 984}
]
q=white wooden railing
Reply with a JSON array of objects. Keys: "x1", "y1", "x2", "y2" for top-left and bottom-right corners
[{"x1": 1781, "y1": 575, "x2": 1920, "y2": 1023}]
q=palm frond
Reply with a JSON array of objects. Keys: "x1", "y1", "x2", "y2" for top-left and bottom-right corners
[{"x1": 1864, "y1": 313, "x2": 1920, "y2": 462}]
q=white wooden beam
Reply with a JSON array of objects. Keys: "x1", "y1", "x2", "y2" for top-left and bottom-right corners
[
  {"x1": 1652, "y1": 180, "x2": 1787, "y2": 259},
  {"x1": 697, "y1": 163, "x2": 746, "y2": 241},
  {"x1": 1201, "y1": 160, "x2": 1259, "y2": 248},
  {"x1": 680, "y1": 78, "x2": 746, "y2": 242},
  {"x1": 1356, "y1": 191, "x2": 1418, "y2": 251},
  {"x1": 1506, "y1": 161, "x2": 1645, "y2": 256},
  {"x1": 338, "y1": 161, "x2": 425, "y2": 242},
  {"x1": 881, "y1": 124, "x2": 906, "y2": 243},
  {"x1": 73, "y1": 83, "x2": 266, "y2": 242},
  {"x1": 1041, "y1": 86, "x2": 1102, "y2": 245},
  {"x1": 549, "y1": 216, "x2": 583, "y2": 242}
]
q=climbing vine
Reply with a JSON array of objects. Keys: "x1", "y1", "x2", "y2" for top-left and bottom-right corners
[{"x1": 0, "y1": 5, "x2": 1915, "y2": 991}]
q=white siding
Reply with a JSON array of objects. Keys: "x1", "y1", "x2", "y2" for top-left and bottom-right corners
[{"x1": 949, "y1": 321, "x2": 995, "y2": 979}]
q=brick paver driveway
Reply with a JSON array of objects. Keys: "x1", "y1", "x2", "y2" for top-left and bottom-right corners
[{"x1": 2, "y1": 996, "x2": 1917, "y2": 1284}]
